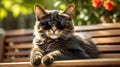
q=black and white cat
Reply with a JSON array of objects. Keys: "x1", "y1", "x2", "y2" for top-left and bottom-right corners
[{"x1": 30, "y1": 4, "x2": 99, "y2": 66}]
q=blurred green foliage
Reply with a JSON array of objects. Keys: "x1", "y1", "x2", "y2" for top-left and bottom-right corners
[{"x1": 0, "y1": 0, "x2": 120, "y2": 30}]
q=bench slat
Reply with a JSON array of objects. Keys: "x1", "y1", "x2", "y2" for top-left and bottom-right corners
[
  {"x1": 99, "y1": 53, "x2": 120, "y2": 58},
  {"x1": 92, "y1": 37, "x2": 120, "y2": 44},
  {"x1": 3, "y1": 54, "x2": 120, "y2": 62},
  {"x1": 5, "y1": 36, "x2": 33, "y2": 43},
  {"x1": 5, "y1": 43, "x2": 33, "y2": 50},
  {"x1": 78, "y1": 29, "x2": 120, "y2": 37},
  {"x1": 3, "y1": 58, "x2": 29, "y2": 62},
  {"x1": 51, "y1": 58, "x2": 120, "y2": 66},
  {"x1": 5, "y1": 51, "x2": 30, "y2": 56},
  {"x1": 97, "y1": 45, "x2": 120, "y2": 52},
  {"x1": 5, "y1": 29, "x2": 33, "y2": 37},
  {"x1": 75, "y1": 23, "x2": 120, "y2": 32},
  {"x1": 0, "y1": 58, "x2": 120, "y2": 67}
]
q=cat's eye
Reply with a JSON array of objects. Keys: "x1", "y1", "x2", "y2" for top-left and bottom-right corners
[
  {"x1": 56, "y1": 21, "x2": 64, "y2": 30},
  {"x1": 40, "y1": 20, "x2": 51, "y2": 30},
  {"x1": 40, "y1": 20, "x2": 46, "y2": 25},
  {"x1": 55, "y1": 18, "x2": 71, "y2": 30},
  {"x1": 61, "y1": 19, "x2": 67, "y2": 24}
]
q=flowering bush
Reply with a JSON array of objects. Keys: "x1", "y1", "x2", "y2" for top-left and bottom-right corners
[
  {"x1": 103, "y1": 0, "x2": 114, "y2": 11},
  {"x1": 61, "y1": 0, "x2": 120, "y2": 25},
  {"x1": 92, "y1": 0, "x2": 120, "y2": 23},
  {"x1": 92, "y1": 0, "x2": 102, "y2": 8}
]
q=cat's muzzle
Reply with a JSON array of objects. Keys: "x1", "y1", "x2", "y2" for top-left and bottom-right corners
[{"x1": 49, "y1": 34, "x2": 60, "y2": 39}]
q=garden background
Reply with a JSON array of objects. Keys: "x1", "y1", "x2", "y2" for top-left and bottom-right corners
[{"x1": 0, "y1": 0, "x2": 120, "y2": 30}]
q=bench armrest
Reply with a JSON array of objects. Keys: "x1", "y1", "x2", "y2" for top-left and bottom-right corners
[{"x1": 0, "y1": 28, "x2": 5, "y2": 62}]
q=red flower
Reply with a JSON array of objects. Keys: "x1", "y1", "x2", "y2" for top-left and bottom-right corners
[
  {"x1": 103, "y1": 0, "x2": 114, "y2": 11},
  {"x1": 92, "y1": 0, "x2": 102, "y2": 8}
]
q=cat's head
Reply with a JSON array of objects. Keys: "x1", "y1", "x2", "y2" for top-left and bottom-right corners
[{"x1": 34, "y1": 4, "x2": 75, "y2": 39}]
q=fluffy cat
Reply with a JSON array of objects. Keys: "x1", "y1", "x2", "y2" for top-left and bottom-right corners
[{"x1": 30, "y1": 4, "x2": 99, "y2": 66}]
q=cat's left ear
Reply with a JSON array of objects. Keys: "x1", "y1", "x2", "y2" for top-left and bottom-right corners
[
  {"x1": 63, "y1": 4, "x2": 75, "y2": 16},
  {"x1": 34, "y1": 4, "x2": 47, "y2": 20}
]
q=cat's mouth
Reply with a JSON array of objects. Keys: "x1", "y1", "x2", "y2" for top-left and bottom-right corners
[
  {"x1": 45, "y1": 30, "x2": 61, "y2": 39},
  {"x1": 49, "y1": 34, "x2": 60, "y2": 39}
]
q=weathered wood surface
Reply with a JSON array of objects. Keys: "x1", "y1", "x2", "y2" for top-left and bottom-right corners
[
  {"x1": 0, "y1": 28, "x2": 5, "y2": 62},
  {"x1": 0, "y1": 58, "x2": 120, "y2": 67},
  {"x1": 0, "y1": 23, "x2": 120, "y2": 67}
]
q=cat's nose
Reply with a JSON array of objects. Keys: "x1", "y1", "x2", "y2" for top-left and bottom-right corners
[
  {"x1": 52, "y1": 24, "x2": 57, "y2": 33},
  {"x1": 52, "y1": 29, "x2": 56, "y2": 33}
]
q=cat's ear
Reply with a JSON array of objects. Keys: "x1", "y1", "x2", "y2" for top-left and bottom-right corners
[
  {"x1": 34, "y1": 4, "x2": 47, "y2": 20},
  {"x1": 63, "y1": 4, "x2": 75, "y2": 16}
]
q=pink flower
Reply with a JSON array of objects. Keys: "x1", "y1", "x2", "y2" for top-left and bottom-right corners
[
  {"x1": 103, "y1": 0, "x2": 115, "y2": 11},
  {"x1": 92, "y1": 0, "x2": 102, "y2": 8}
]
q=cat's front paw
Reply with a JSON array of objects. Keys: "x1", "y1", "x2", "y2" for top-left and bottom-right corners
[
  {"x1": 41, "y1": 55, "x2": 54, "y2": 65},
  {"x1": 30, "y1": 55, "x2": 41, "y2": 66}
]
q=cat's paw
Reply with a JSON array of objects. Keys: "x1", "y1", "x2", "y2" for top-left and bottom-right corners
[
  {"x1": 30, "y1": 55, "x2": 41, "y2": 66},
  {"x1": 41, "y1": 55, "x2": 54, "y2": 65}
]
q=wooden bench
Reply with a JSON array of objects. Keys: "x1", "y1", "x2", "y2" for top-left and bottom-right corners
[{"x1": 0, "y1": 23, "x2": 120, "y2": 67}]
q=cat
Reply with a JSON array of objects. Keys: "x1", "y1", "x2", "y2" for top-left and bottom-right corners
[{"x1": 30, "y1": 4, "x2": 99, "y2": 66}]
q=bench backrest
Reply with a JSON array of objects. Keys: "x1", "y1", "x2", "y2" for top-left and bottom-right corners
[{"x1": 2, "y1": 23, "x2": 120, "y2": 62}]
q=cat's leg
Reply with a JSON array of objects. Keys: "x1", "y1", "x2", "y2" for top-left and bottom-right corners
[
  {"x1": 41, "y1": 49, "x2": 90, "y2": 65},
  {"x1": 41, "y1": 50, "x2": 61, "y2": 65},
  {"x1": 30, "y1": 38, "x2": 44, "y2": 66},
  {"x1": 30, "y1": 47, "x2": 43, "y2": 66}
]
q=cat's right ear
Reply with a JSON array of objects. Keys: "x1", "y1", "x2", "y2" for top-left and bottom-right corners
[
  {"x1": 34, "y1": 4, "x2": 47, "y2": 20},
  {"x1": 63, "y1": 4, "x2": 75, "y2": 16}
]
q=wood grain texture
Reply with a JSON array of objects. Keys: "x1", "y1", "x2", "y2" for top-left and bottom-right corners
[
  {"x1": 0, "y1": 58, "x2": 120, "y2": 67},
  {"x1": 5, "y1": 29, "x2": 33, "y2": 37},
  {"x1": 75, "y1": 23, "x2": 120, "y2": 32},
  {"x1": 0, "y1": 28, "x2": 5, "y2": 62},
  {"x1": 5, "y1": 36, "x2": 33, "y2": 43},
  {"x1": 3, "y1": 54, "x2": 120, "y2": 62},
  {"x1": 76, "y1": 29, "x2": 120, "y2": 38},
  {"x1": 92, "y1": 37, "x2": 120, "y2": 45},
  {"x1": 1, "y1": 23, "x2": 120, "y2": 66}
]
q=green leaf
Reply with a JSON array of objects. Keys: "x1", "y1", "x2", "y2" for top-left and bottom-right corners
[
  {"x1": 1, "y1": 0, "x2": 12, "y2": 9},
  {"x1": 0, "y1": 8, "x2": 7, "y2": 19},
  {"x1": 11, "y1": 4, "x2": 21, "y2": 17}
]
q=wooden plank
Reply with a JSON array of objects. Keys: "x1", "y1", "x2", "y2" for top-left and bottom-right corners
[
  {"x1": 5, "y1": 36, "x2": 33, "y2": 43},
  {"x1": 0, "y1": 28, "x2": 5, "y2": 62},
  {"x1": 5, "y1": 51, "x2": 30, "y2": 56},
  {"x1": 99, "y1": 54, "x2": 120, "y2": 58},
  {"x1": 0, "y1": 35, "x2": 4, "y2": 62},
  {"x1": 97, "y1": 45, "x2": 120, "y2": 52},
  {"x1": 50, "y1": 58, "x2": 120, "y2": 66},
  {"x1": 5, "y1": 29, "x2": 33, "y2": 37},
  {"x1": 75, "y1": 23, "x2": 120, "y2": 32},
  {"x1": 3, "y1": 58, "x2": 29, "y2": 62},
  {"x1": 5, "y1": 43, "x2": 33, "y2": 50},
  {"x1": 92, "y1": 37, "x2": 120, "y2": 45},
  {"x1": 5, "y1": 44, "x2": 120, "y2": 51},
  {"x1": 0, "y1": 62, "x2": 31, "y2": 67},
  {"x1": 76, "y1": 29, "x2": 120, "y2": 38},
  {"x1": 0, "y1": 58, "x2": 120, "y2": 67},
  {"x1": 3, "y1": 54, "x2": 120, "y2": 62}
]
